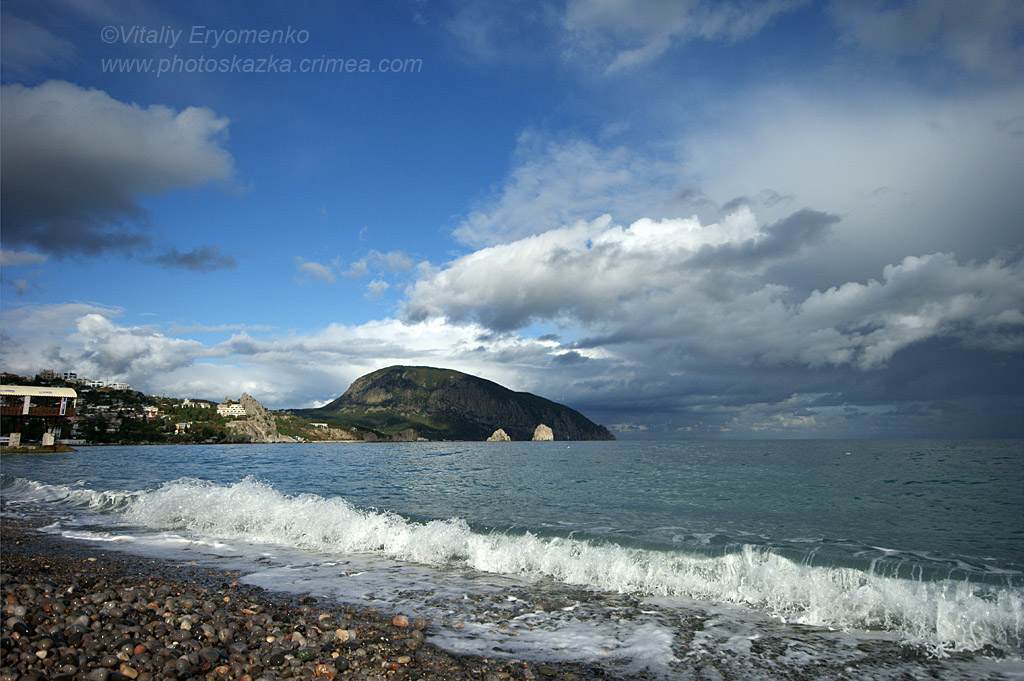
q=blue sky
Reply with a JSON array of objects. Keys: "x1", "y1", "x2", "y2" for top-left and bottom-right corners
[{"x1": 2, "y1": 0, "x2": 1022, "y2": 438}]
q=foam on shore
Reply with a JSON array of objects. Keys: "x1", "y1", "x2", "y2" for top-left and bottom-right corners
[{"x1": 4, "y1": 473, "x2": 1022, "y2": 661}]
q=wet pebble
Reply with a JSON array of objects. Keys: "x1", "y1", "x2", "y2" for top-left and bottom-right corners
[{"x1": 1, "y1": 522, "x2": 620, "y2": 681}]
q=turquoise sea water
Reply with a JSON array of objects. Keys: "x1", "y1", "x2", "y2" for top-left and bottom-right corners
[{"x1": 2, "y1": 440, "x2": 1022, "y2": 678}]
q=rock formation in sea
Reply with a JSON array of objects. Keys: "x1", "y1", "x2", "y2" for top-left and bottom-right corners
[
  {"x1": 532, "y1": 424, "x2": 554, "y2": 441},
  {"x1": 487, "y1": 429, "x2": 512, "y2": 442}
]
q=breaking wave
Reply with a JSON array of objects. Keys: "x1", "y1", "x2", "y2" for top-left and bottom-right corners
[{"x1": 3, "y1": 474, "x2": 1022, "y2": 657}]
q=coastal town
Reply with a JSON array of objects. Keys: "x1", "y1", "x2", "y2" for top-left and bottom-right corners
[{"x1": 0, "y1": 369, "x2": 253, "y2": 446}]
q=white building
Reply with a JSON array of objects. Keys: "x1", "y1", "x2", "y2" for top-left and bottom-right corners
[{"x1": 217, "y1": 399, "x2": 247, "y2": 417}]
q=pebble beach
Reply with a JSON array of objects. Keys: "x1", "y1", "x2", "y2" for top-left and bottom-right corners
[{"x1": 1, "y1": 520, "x2": 629, "y2": 681}]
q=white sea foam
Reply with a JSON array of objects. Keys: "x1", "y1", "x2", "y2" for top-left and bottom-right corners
[
  {"x1": 1, "y1": 475, "x2": 140, "y2": 512},
  {"x1": 4, "y1": 474, "x2": 1023, "y2": 658}
]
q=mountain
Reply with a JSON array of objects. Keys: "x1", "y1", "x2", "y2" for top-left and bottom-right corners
[{"x1": 296, "y1": 366, "x2": 615, "y2": 441}]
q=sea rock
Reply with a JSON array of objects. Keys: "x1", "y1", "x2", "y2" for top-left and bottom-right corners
[
  {"x1": 532, "y1": 424, "x2": 554, "y2": 441},
  {"x1": 487, "y1": 429, "x2": 511, "y2": 442}
]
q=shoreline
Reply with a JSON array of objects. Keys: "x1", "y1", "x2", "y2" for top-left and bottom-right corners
[
  {"x1": 2, "y1": 502, "x2": 1018, "y2": 680},
  {"x1": 1, "y1": 519, "x2": 637, "y2": 681}
]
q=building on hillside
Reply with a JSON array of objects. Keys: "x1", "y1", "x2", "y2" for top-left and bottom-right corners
[
  {"x1": 311, "y1": 423, "x2": 329, "y2": 429},
  {"x1": 107, "y1": 382, "x2": 131, "y2": 391},
  {"x1": 217, "y1": 399, "x2": 247, "y2": 418},
  {"x1": 181, "y1": 398, "x2": 213, "y2": 409}
]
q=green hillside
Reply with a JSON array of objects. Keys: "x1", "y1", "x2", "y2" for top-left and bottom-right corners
[{"x1": 292, "y1": 366, "x2": 615, "y2": 441}]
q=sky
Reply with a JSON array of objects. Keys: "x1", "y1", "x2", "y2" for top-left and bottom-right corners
[{"x1": 1, "y1": 0, "x2": 1022, "y2": 439}]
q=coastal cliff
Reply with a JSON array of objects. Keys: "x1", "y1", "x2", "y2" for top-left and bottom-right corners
[
  {"x1": 224, "y1": 393, "x2": 295, "y2": 443},
  {"x1": 296, "y1": 366, "x2": 615, "y2": 442}
]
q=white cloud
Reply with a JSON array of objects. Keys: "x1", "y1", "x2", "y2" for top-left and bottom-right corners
[
  {"x1": 412, "y1": 208, "x2": 834, "y2": 330},
  {"x1": 343, "y1": 250, "x2": 415, "y2": 277},
  {"x1": 0, "y1": 305, "x2": 582, "y2": 410},
  {"x1": 366, "y1": 279, "x2": 391, "y2": 299},
  {"x1": 0, "y1": 250, "x2": 48, "y2": 267},
  {"x1": 0, "y1": 80, "x2": 237, "y2": 257},
  {"x1": 410, "y1": 209, "x2": 1024, "y2": 372},
  {"x1": 296, "y1": 258, "x2": 336, "y2": 283},
  {"x1": 563, "y1": 0, "x2": 806, "y2": 73},
  {"x1": 454, "y1": 134, "x2": 682, "y2": 247}
]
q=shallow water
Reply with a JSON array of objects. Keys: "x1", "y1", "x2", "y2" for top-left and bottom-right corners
[{"x1": 2, "y1": 439, "x2": 1022, "y2": 678}]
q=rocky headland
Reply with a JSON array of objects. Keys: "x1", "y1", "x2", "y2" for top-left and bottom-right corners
[
  {"x1": 224, "y1": 395, "x2": 295, "y2": 444},
  {"x1": 294, "y1": 366, "x2": 615, "y2": 442}
]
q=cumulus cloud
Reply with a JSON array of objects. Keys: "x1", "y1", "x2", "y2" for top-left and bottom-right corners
[
  {"x1": 563, "y1": 0, "x2": 806, "y2": 72},
  {"x1": 0, "y1": 304, "x2": 576, "y2": 410},
  {"x1": 343, "y1": 250, "x2": 415, "y2": 277},
  {"x1": 365, "y1": 279, "x2": 391, "y2": 299},
  {"x1": 412, "y1": 208, "x2": 837, "y2": 329},
  {"x1": 410, "y1": 208, "x2": 1024, "y2": 373},
  {"x1": 0, "y1": 80, "x2": 237, "y2": 258},
  {"x1": 2, "y1": 288, "x2": 1019, "y2": 435},
  {"x1": 295, "y1": 258, "x2": 336, "y2": 283}
]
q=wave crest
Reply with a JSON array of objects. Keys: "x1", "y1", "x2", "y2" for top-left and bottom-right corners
[{"x1": 5, "y1": 474, "x2": 1022, "y2": 656}]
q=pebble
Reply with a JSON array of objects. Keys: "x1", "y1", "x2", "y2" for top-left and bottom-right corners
[{"x1": 1, "y1": 521, "x2": 615, "y2": 681}]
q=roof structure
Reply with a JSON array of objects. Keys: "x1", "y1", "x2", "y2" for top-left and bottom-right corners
[{"x1": 0, "y1": 385, "x2": 78, "y2": 399}]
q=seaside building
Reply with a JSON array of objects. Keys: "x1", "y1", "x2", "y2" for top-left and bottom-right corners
[
  {"x1": 0, "y1": 385, "x2": 78, "y2": 447},
  {"x1": 217, "y1": 399, "x2": 247, "y2": 418}
]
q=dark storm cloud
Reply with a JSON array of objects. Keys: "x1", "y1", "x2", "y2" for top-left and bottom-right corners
[
  {"x1": 0, "y1": 81, "x2": 237, "y2": 260},
  {"x1": 153, "y1": 246, "x2": 238, "y2": 272}
]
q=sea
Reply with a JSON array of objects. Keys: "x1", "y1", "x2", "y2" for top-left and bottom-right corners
[{"x1": 1, "y1": 440, "x2": 1022, "y2": 680}]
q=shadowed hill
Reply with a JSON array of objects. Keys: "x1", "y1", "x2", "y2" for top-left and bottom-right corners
[{"x1": 294, "y1": 366, "x2": 615, "y2": 441}]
